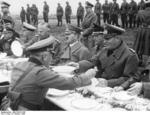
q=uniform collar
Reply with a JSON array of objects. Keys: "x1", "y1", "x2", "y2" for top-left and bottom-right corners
[
  {"x1": 112, "y1": 41, "x2": 126, "y2": 60},
  {"x1": 29, "y1": 57, "x2": 43, "y2": 66}
]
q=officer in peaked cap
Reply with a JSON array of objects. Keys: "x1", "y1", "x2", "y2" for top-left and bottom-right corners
[
  {"x1": 68, "y1": 23, "x2": 139, "y2": 91},
  {"x1": 61, "y1": 24, "x2": 91, "y2": 63},
  {"x1": 22, "y1": 22, "x2": 37, "y2": 48},
  {"x1": 86, "y1": 1, "x2": 94, "y2": 8},
  {"x1": 1, "y1": 1, "x2": 10, "y2": 8},
  {"x1": 9, "y1": 36, "x2": 96, "y2": 110}
]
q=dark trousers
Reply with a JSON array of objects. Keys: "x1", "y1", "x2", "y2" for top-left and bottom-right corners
[
  {"x1": 57, "y1": 16, "x2": 63, "y2": 26},
  {"x1": 129, "y1": 14, "x2": 136, "y2": 28},
  {"x1": 65, "y1": 15, "x2": 71, "y2": 24},
  {"x1": 43, "y1": 13, "x2": 49, "y2": 23},
  {"x1": 111, "y1": 14, "x2": 119, "y2": 26},
  {"x1": 21, "y1": 17, "x2": 25, "y2": 24},
  {"x1": 96, "y1": 14, "x2": 101, "y2": 26},
  {"x1": 103, "y1": 13, "x2": 109, "y2": 23},
  {"x1": 121, "y1": 14, "x2": 128, "y2": 28},
  {"x1": 77, "y1": 16, "x2": 83, "y2": 27},
  {"x1": 26, "y1": 15, "x2": 30, "y2": 24},
  {"x1": 31, "y1": 15, "x2": 38, "y2": 25}
]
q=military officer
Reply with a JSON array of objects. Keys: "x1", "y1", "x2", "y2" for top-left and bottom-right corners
[
  {"x1": 43, "y1": 1, "x2": 49, "y2": 23},
  {"x1": 65, "y1": 1, "x2": 72, "y2": 24},
  {"x1": 133, "y1": 0, "x2": 150, "y2": 65},
  {"x1": 81, "y1": 1, "x2": 97, "y2": 49},
  {"x1": 137, "y1": 0, "x2": 146, "y2": 27},
  {"x1": 120, "y1": 0, "x2": 129, "y2": 28},
  {"x1": 94, "y1": 0, "x2": 102, "y2": 26},
  {"x1": 0, "y1": 27, "x2": 19, "y2": 56},
  {"x1": 128, "y1": 0, "x2": 138, "y2": 28},
  {"x1": 9, "y1": 37, "x2": 97, "y2": 110},
  {"x1": 1, "y1": 2, "x2": 15, "y2": 28},
  {"x1": 61, "y1": 24, "x2": 91, "y2": 63},
  {"x1": 68, "y1": 24, "x2": 139, "y2": 90},
  {"x1": 22, "y1": 22, "x2": 37, "y2": 48},
  {"x1": 26, "y1": 4, "x2": 31, "y2": 24},
  {"x1": 76, "y1": 2, "x2": 84, "y2": 27},
  {"x1": 20, "y1": 7, "x2": 26, "y2": 24},
  {"x1": 111, "y1": 0, "x2": 119, "y2": 26},
  {"x1": 56, "y1": 3, "x2": 64, "y2": 26},
  {"x1": 30, "y1": 4, "x2": 39, "y2": 26},
  {"x1": 102, "y1": 0, "x2": 110, "y2": 24}
]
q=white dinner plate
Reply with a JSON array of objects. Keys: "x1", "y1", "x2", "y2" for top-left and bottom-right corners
[{"x1": 71, "y1": 98, "x2": 99, "y2": 110}]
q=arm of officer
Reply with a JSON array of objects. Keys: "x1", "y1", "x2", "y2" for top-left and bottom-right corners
[
  {"x1": 108, "y1": 54, "x2": 139, "y2": 89},
  {"x1": 36, "y1": 69, "x2": 96, "y2": 90},
  {"x1": 78, "y1": 52, "x2": 99, "y2": 73},
  {"x1": 79, "y1": 48, "x2": 91, "y2": 61}
]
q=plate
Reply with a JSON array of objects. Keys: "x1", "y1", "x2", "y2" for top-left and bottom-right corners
[
  {"x1": 71, "y1": 98, "x2": 99, "y2": 110},
  {"x1": 47, "y1": 88, "x2": 69, "y2": 97},
  {"x1": 112, "y1": 91, "x2": 135, "y2": 101},
  {"x1": 58, "y1": 73, "x2": 74, "y2": 78},
  {"x1": 52, "y1": 66, "x2": 76, "y2": 74}
]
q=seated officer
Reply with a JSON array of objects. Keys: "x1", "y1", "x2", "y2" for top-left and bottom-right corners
[
  {"x1": 61, "y1": 24, "x2": 91, "y2": 63},
  {"x1": 22, "y1": 22, "x2": 37, "y2": 48},
  {"x1": 9, "y1": 36, "x2": 97, "y2": 110},
  {"x1": 68, "y1": 24, "x2": 139, "y2": 90},
  {"x1": 0, "y1": 27, "x2": 19, "y2": 56}
]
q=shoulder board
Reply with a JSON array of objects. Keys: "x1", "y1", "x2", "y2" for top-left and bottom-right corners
[{"x1": 129, "y1": 48, "x2": 136, "y2": 53}]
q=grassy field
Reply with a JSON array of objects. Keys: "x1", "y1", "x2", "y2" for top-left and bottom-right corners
[{"x1": 14, "y1": 18, "x2": 137, "y2": 48}]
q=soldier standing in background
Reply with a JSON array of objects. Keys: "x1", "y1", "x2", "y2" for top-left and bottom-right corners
[
  {"x1": 129, "y1": 0, "x2": 138, "y2": 28},
  {"x1": 1, "y1": 2, "x2": 15, "y2": 28},
  {"x1": 102, "y1": 0, "x2": 110, "y2": 24},
  {"x1": 43, "y1": 1, "x2": 49, "y2": 23},
  {"x1": 26, "y1": 4, "x2": 31, "y2": 24},
  {"x1": 65, "y1": 1, "x2": 72, "y2": 24},
  {"x1": 81, "y1": 1, "x2": 97, "y2": 50},
  {"x1": 137, "y1": 0, "x2": 146, "y2": 27},
  {"x1": 20, "y1": 7, "x2": 26, "y2": 24},
  {"x1": 94, "y1": 0, "x2": 102, "y2": 26},
  {"x1": 76, "y1": 2, "x2": 84, "y2": 27},
  {"x1": 111, "y1": 0, "x2": 119, "y2": 26},
  {"x1": 120, "y1": 0, "x2": 129, "y2": 28},
  {"x1": 56, "y1": 3, "x2": 64, "y2": 26},
  {"x1": 31, "y1": 4, "x2": 39, "y2": 26},
  {"x1": 108, "y1": 2, "x2": 113, "y2": 24}
]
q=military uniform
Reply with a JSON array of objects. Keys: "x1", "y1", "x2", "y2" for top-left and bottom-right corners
[
  {"x1": 10, "y1": 37, "x2": 92, "y2": 110},
  {"x1": 102, "y1": 2, "x2": 110, "y2": 23},
  {"x1": 128, "y1": 0, "x2": 138, "y2": 28},
  {"x1": 77, "y1": 4, "x2": 84, "y2": 27},
  {"x1": 31, "y1": 5, "x2": 39, "y2": 25},
  {"x1": 120, "y1": 2, "x2": 129, "y2": 28},
  {"x1": 133, "y1": 6, "x2": 150, "y2": 62},
  {"x1": 81, "y1": 2, "x2": 97, "y2": 49},
  {"x1": 56, "y1": 5, "x2": 64, "y2": 26},
  {"x1": 20, "y1": 8, "x2": 26, "y2": 24},
  {"x1": 65, "y1": 4, "x2": 72, "y2": 24},
  {"x1": 43, "y1": 3, "x2": 49, "y2": 23},
  {"x1": 78, "y1": 24, "x2": 139, "y2": 89},
  {"x1": 94, "y1": 1, "x2": 102, "y2": 26},
  {"x1": 26, "y1": 6, "x2": 31, "y2": 24},
  {"x1": 111, "y1": 1, "x2": 119, "y2": 26}
]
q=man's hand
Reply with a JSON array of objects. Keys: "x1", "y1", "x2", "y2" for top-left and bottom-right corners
[
  {"x1": 114, "y1": 86, "x2": 124, "y2": 92},
  {"x1": 67, "y1": 62, "x2": 79, "y2": 69},
  {"x1": 83, "y1": 68, "x2": 97, "y2": 79},
  {"x1": 96, "y1": 78, "x2": 108, "y2": 87},
  {"x1": 127, "y1": 82, "x2": 143, "y2": 96}
]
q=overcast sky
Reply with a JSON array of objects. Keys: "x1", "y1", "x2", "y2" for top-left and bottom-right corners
[{"x1": 1, "y1": 0, "x2": 141, "y2": 15}]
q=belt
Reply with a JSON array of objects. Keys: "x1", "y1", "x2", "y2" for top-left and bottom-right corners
[{"x1": 19, "y1": 100, "x2": 41, "y2": 110}]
